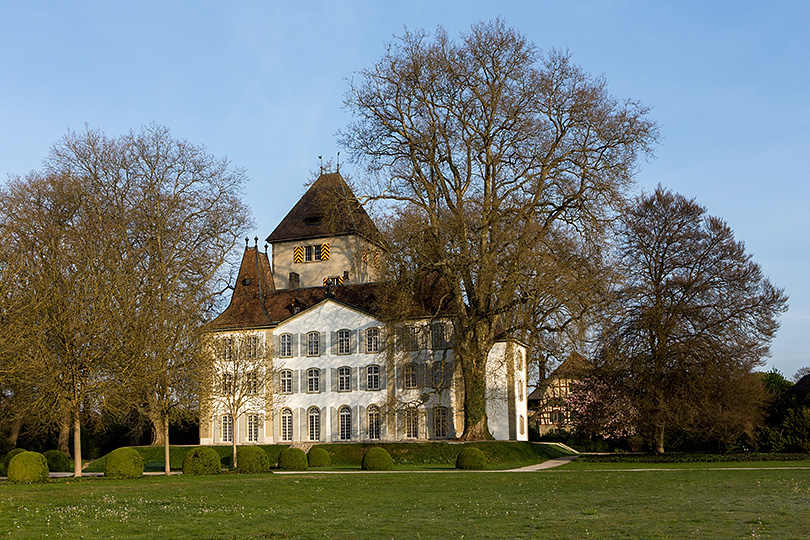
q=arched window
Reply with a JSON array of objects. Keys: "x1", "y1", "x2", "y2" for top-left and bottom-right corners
[
  {"x1": 247, "y1": 413, "x2": 260, "y2": 442},
  {"x1": 367, "y1": 405, "x2": 381, "y2": 440},
  {"x1": 279, "y1": 333, "x2": 293, "y2": 358},
  {"x1": 280, "y1": 408, "x2": 293, "y2": 442},
  {"x1": 337, "y1": 329, "x2": 351, "y2": 355},
  {"x1": 308, "y1": 407, "x2": 321, "y2": 441},
  {"x1": 338, "y1": 366, "x2": 351, "y2": 392},
  {"x1": 405, "y1": 408, "x2": 418, "y2": 438},
  {"x1": 433, "y1": 406, "x2": 448, "y2": 438},
  {"x1": 339, "y1": 406, "x2": 352, "y2": 441},
  {"x1": 280, "y1": 369, "x2": 293, "y2": 393},
  {"x1": 366, "y1": 365, "x2": 380, "y2": 390}
]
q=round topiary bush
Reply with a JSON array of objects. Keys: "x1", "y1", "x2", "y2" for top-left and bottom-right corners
[
  {"x1": 104, "y1": 447, "x2": 144, "y2": 479},
  {"x1": 307, "y1": 446, "x2": 331, "y2": 468},
  {"x1": 277, "y1": 447, "x2": 308, "y2": 471},
  {"x1": 43, "y1": 449, "x2": 72, "y2": 472},
  {"x1": 361, "y1": 447, "x2": 393, "y2": 471},
  {"x1": 182, "y1": 447, "x2": 221, "y2": 475},
  {"x1": 8, "y1": 451, "x2": 49, "y2": 484},
  {"x1": 236, "y1": 446, "x2": 270, "y2": 473},
  {"x1": 3, "y1": 448, "x2": 26, "y2": 472},
  {"x1": 455, "y1": 447, "x2": 487, "y2": 470}
]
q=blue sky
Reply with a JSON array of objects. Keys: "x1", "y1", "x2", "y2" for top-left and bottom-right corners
[{"x1": 1, "y1": 1, "x2": 808, "y2": 378}]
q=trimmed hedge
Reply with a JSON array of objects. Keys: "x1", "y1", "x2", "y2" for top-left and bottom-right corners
[
  {"x1": 307, "y1": 447, "x2": 331, "y2": 467},
  {"x1": 362, "y1": 447, "x2": 393, "y2": 471},
  {"x1": 104, "y1": 447, "x2": 144, "y2": 479},
  {"x1": 3, "y1": 448, "x2": 26, "y2": 472},
  {"x1": 8, "y1": 451, "x2": 49, "y2": 484},
  {"x1": 43, "y1": 449, "x2": 72, "y2": 472},
  {"x1": 278, "y1": 447, "x2": 308, "y2": 471},
  {"x1": 237, "y1": 446, "x2": 270, "y2": 473},
  {"x1": 456, "y1": 447, "x2": 487, "y2": 470},
  {"x1": 182, "y1": 447, "x2": 222, "y2": 475}
]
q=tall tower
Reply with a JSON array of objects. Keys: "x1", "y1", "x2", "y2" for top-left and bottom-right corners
[{"x1": 266, "y1": 173, "x2": 384, "y2": 289}]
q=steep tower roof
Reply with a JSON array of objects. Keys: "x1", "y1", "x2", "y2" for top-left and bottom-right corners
[
  {"x1": 208, "y1": 243, "x2": 276, "y2": 330},
  {"x1": 265, "y1": 172, "x2": 383, "y2": 246}
]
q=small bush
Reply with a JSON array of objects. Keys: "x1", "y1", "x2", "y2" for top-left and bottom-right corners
[
  {"x1": 43, "y1": 449, "x2": 72, "y2": 472},
  {"x1": 307, "y1": 446, "x2": 331, "y2": 467},
  {"x1": 8, "y1": 451, "x2": 49, "y2": 484},
  {"x1": 104, "y1": 447, "x2": 144, "y2": 479},
  {"x1": 3, "y1": 448, "x2": 26, "y2": 472},
  {"x1": 456, "y1": 447, "x2": 487, "y2": 470},
  {"x1": 362, "y1": 447, "x2": 393, "y2": 471},
  {"x1": 182, "y1": 447, "x2": 222, "y2": 475},
  {"x1": 236, "y1": 446, "x2": 270, "y2": 473},
  {"x1": 278, "y1": 447, "x2": 308, "y2": 470}
]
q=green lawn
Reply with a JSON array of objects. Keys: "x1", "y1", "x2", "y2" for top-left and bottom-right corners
[{"x1": 2, "y1": 464, "x2": 809, "y2": 539}]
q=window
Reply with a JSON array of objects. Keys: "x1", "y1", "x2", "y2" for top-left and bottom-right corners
[
  {"x1": 314, "y1": 244, "x2": 322, "y2": 260},
  {"x1": 339, "y1": 406, "x2": 352, "y2": 441},
  {"x1": 221, "y1": 373, "x2": 234, "y2": 395},
  {"x1": 366, "y1": 327, "x2": 379, "y2": 353},
  {"x1": 221, "y1": 415, "x2": 233, "y2": 442},
  {"x1": 307, "y1": 368, "x2": 320, "y2": 393},
  {"x1": 403, "y1": 363, "x2": 417, "y2": 389},
  {"x1": 307, "y1": 332, "x2": 320, "y2": 356},
  {"x1": 517, "y1": 379, "x2": 524, "y2": 401},
  {"x1": 280, "y1": 334, "x2": 292, "y2": 358},
  {"x1": 404, "y1": 409, "x2": 418, "y2": 438},
  {"x1": 301, "y1": 243, "x2": 329, "y2": 262},
  {"x1": 433, "y1": 361, "x2": 449, "y2": 389},
  {"x1": 280, "y1": 370, "x2": 293, "y2": 393},
  {"x1": 337, "y1": 329, "x2": 351, "y2": 355},
  {"x1": 338, "y1": 366, "x2": 351, "y2": 392},
  {"x1": 400, "y1": 326, "x2": 420, "y2": 351},
  {"x1": 368, "y1": 405, "x2": 381, "y2": 440},
  {"x1": 305, "y1": 245, "x2": 313, "y2": 262},
  {"x1": 247, "y1": 414, "x2": 260, "y2": 442},
  {"x1": 433, "y1": 406, "x2": 448, "y2": 438},
  {"x1": 221, "y1": 338, "x2": 234, "y2": 361},
  {"x1": 280, "y1": 408, "x2": 293, "y2": 442},
  {"x1": 308, "y1": 407, "x2": 321, "y2": 441},
  {"x1": 247, "y1": 335, "x2": 260, "y2": 359},
  {"x1": 431, "y1": 323, "x2": 447, "y2": 349},
  {"x1": 366, "y1": 365, "x2": 380, "y2": 391},
  {"x1": 245, "y1": 371, "x2": 259, "y2": 394}
]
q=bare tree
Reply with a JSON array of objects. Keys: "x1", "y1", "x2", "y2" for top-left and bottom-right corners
[
  {"x1": 203, "y1": 333, "x2": 276, "y2": 468},
  {"x1": 342, "y1": 20, "x2": 657, "y2": 439},
  {"x1": 596, "y1": 186, "x2": 788, "y2": 453}
]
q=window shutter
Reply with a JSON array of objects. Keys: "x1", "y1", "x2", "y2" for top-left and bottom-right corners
[
  {"x1": 396, "y1": 364, "x2": 403, "y2": 390},
  {"x1": 351, "y1": 366, "x2": 358, "y2": 391},
  {"x1": 319, "y1": 332, "x2": 325, "y2": 356},
  {"x1": 427, "y1": 407, "x2": 435, "y2": 439},
  {"x1": 359, "y1": 405, "x2": 366, "y2": 440},
  {"x1": 296, "y1": 407, "x2": 304, "y2": 442},
  {"x1": 445, "y1": 361, "x2": 454, "y2": 388},
  {"x1": 292, "y1": 334, "x2": 299, "y2": 357},
  {"x1": 331, "y1": 407, "x2": 338, "y2": 442},
  {"x1": 447, "y1": 322, "x2": 455, "y2": 347},
  {"x1": 320, "y1": 242, "x2": 330, "y2": 261},
  {"x1": 292, "y1": 370, "x2": 300, "y2": 393},
  {"x1": 273, "y1": 335, "x2": 280, "y2": 358},
  {"x1": 380, "y1": 409, "x2": 387, "y2": 439},
  {"x1": 428, "y1": 363, "x2": 437, "y2": 388},
  {"x1": 331, "y1": 368, "x2": 338, "y2": 393},
  {"x1": 359, "y1": 329, "x2": 366, "y2": 354},
  {"x1": 417, "y1": 363, "x2": 426, "y2": 388},
  {"x1": 331, "y1": 331, "x2": 337, "y2": 355},
  {"x1": 352, "y1": 405, "x2": 359, "y2": 440},
  {"x1": 294, "y1": 245, "x2": 304, "y2": 264},
  {"x1": 359, "y1": 366, "x2": 367, "y2": 390},
  {"x1": 378, "y1": 328, "x2": 386, "y2": 352},
  {"x1": 379, "y1": 364, "x2": 386, "y2": 391},
  {"x1": 350, "y1": 330, "x2": 358, "y2": 354}
]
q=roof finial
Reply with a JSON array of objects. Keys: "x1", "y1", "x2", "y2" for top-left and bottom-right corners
[
  {"x1": 254, "y1": 236, "x2": 259, "y2": 247},
  {"x1": 245, "y1": 237, "x2": 249, "y2": 247},
  {"x1": 319, "y1": 155, "x2": 323, "y2": 174},
  {"x1": 264, "y1": 243, "x2": 269, "y2": 253},
  {"x1": 336, "y1": 151, "x2": 340, "y2": 173}
]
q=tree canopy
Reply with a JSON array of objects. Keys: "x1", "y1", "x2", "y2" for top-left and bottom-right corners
[{"x1": 342, "y1": 20, "x2": 657, "y2": 439}]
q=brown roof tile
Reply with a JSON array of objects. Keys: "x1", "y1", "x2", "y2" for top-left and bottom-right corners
[
  {"x1": 265, "y1": 173, "x2": 384, "y2": 245},
  {"x1": 208, "y1": 245, "x2": 275, "y2": 330}
]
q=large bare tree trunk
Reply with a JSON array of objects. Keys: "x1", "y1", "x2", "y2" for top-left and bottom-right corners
[
  {"x1": 58, "y1": 415, "x2": 71, "y2": 457},
  {"x1": 72, "y1": 406, "x2": 82, "y2": 477},
  {"x1": 654, "y1": 424, "x2": 666, "y2": 454},
  {"x1": 163, "y1": 414, "x2": 171, "y2": 475},
  {"x1": 460, "y1": 365, "x2": 491, "y2": 440},
  {"x1": 149, "y1": 406, "x2": 166, "y2": 446},
  {"x1": 8, "y1": 416, "x2": 21, "y2": 447}
]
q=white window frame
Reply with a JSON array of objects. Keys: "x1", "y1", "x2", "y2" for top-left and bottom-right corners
[
  {"x1": 403, "y1": 363, "x2": 417, "y2": 389},
  {"x1": 307, "y1": 331, "x2": 320, "y2": 357},
  {"x1": 281, "y1": 408, "x2": 293, "y2": 442},
  {"x1": 280, "y1": 333, "x2": 292, "y2": 358},
  {"x1": 280, "y1": 369, "x2": 293, "y2": 394},
  {"x1": 431, "y1": 323, "x2": 447, "y2": 349},
  {"x1": 367, "y1": 406, "x2": 381, "y2": 440},
  {"x1": 339, "y1": 406, "x2": 351, "y2": 441},
  {"x1": 433, "y1": 406, "x2": 448, "y2": 438},
  {"x1": 337, "y1": 329, "x2": 351, "y2": 355},
  {"x1": 307, "y1": 368, "x2": 320, "y2": 393},
  {"x1": 246, "y1": 371, "x2": 259, "y2": 395},
  {"x1": 305, "y1": 245, "x2": 313, "y2": 262},
  {"x1": 338, "y1": 366, "x2": 351, "y2": 392},
  {"x1": 247, "y1": 413, "x2": 260, "y2": 442},
  {"x1": 221, "y1": 372, "x2": 235, "y2": 396},
  {"x1": 221, "y1": 414, "x2": 233, "y2": 442},
  {"x1": 247, "y1": 335, "x2": 261, "y2": 359},
  {"x1": 404, "y1": 409, "x2": 418, "y2": 438},
  {"x1": 308, "y1": 407, "x2": 321, "y2": 441},
  {"x1": 366, "y1": 327, "x2": 379, "y2": 353},
  {"x1": 367, "y1": 365, "x2": 380, "y2": 391}
]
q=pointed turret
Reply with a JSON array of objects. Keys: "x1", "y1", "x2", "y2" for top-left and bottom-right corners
[{"x1": 208, "y1": 241, "x2": 275, "y2": 330}]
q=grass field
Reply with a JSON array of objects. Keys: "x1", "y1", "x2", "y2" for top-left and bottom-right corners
[{"x1": 2, "y1": 461, "x2": 809, "y2": 539}]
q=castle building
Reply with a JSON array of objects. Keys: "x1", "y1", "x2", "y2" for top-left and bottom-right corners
[{"x1": 199, "y1": 173, "x2": 528, "y2": 445}]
